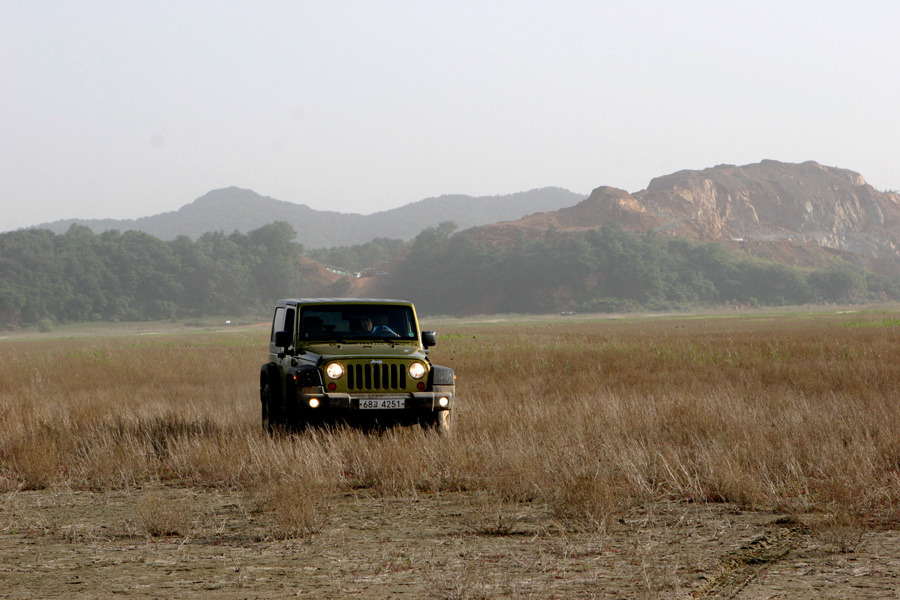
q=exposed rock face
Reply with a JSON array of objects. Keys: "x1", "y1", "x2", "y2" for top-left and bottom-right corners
[
  {"x1": 554, "y1": 187, "x2": 662, "y2": 230},
  {"x1": 511, "y1": 187, "x2": 664, "y2": 231},
  {"x1": 572, "y1": 160, "x2": 900, "y2": 260}
]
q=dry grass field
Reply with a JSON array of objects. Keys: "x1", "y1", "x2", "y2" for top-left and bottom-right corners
[{"x1": 2, "y1": 308, "x2": 900, "y2": 598}]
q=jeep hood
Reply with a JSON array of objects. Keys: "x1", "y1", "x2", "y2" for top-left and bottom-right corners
[{"x1": 302, "y1": 342, "x2": 427, "y2": 362}]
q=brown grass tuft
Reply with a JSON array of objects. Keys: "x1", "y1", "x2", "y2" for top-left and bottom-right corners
[
  {"x1": 255, "y1": 476, "x2": 331, "y2": 539},
  {"x1": 133, "y1": 488, "x2": 193, "y2": 538}
]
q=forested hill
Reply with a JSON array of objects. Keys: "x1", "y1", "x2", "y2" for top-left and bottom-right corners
[
  {"x1": 33, "y1": 187, "x2": 584, "y2": 249},
  {"x1": 0, "y1": 222, "x2": 308, "y2": 326},
  {"x1": 359, "y1": 161, "x2": 900, "y2": 315},
  {"x1": 2, "y1": 218, "x2": 899, "y2": 328},
  {"x1": 374, "y1": 222, "x2": 900, "y2": 316}
]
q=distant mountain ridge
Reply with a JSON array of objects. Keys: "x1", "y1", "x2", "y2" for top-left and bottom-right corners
[
  {"x1": 34, "y1": 187, "x2": 585, "y2": 249},
  {"x1": 476, "y1": 160, "x2": 900, "y2": 266},
  {"x1": 32, "y1": 160, "x2": 900, "y2": 264}
]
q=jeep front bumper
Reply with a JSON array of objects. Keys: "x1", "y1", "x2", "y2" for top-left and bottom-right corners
[{"x1": 297, "y1": 386, "x2": 454, "y2": 413}]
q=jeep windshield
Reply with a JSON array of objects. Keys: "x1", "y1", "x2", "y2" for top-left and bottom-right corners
[{"x1": 299, "y1": 305, "x2": 418, "y2": 341}]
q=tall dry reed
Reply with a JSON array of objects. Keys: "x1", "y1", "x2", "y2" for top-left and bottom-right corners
[{"x1": 2, "y1": 310, "x2": 900, "y2": 531}]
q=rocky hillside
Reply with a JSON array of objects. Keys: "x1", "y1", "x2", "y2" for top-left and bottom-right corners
[
  {"x1": 492, "y1": 160, "x2": 900, "y2": 264},
  {"x1": 34, "y1": 187, "x2": 584, "y2": 249}
]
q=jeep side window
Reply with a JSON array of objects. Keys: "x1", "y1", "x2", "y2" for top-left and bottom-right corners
[
  {"x1": 284, "y1": 308, "x2": 295, "y2": 340},
  {"x1": 270, "y1": 307, "x2": 286, "y2": 343},
  {"x1": 271, "y1": 306, "x2": 296, "y2": 350}
]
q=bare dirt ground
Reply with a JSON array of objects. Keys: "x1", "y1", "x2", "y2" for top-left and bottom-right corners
[{"x1": 2, "y1": 487, "x2": 898, "y2": 599}]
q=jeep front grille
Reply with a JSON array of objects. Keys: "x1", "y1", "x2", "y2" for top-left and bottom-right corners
[{"x1": 345, "y1": 362, "x2": 408, "y2": 391}]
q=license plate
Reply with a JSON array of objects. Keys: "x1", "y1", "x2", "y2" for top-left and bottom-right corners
[{"x1": 359, "y1": 398, "x2": 405, "y2": 410}]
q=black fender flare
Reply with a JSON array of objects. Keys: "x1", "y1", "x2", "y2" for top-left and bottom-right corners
[
  {"x1": 260, "y1": 363, "x2": 277, "y2": 394},
  {"x1": 430, "y1": 365, "x2": 456, "y2": 386},
  {"x1": 287, "y1": 365, "x2": 324, "y2": 388},
  {"x1": 261, "y1": 363, "x2": 285, "y2": 405}
]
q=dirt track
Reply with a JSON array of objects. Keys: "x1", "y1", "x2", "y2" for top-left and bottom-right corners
[{"x1": 2, "y1": 487, "x2": 899, "y2": 599}]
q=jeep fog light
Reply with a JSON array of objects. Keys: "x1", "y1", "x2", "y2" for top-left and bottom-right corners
[
  {"x1": 438, "y1": 396, "x2": 450, "y2": 408},
  {"x1": 309, "y1": 398, "x2": 320, "y2": 409},
  {"x1": 408, "y1": 362, "x2": 426, "y2": 380},
  {"x1": 325, "y1": 363, "x2": 344, "y2": 379}
]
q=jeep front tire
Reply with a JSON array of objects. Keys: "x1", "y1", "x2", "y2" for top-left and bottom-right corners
[
  {"x1": 425, "y1": 410, "x2": 452, "y2": 435},
  {"x1": 260, "y1": 366, "x2": 283, "y2": 433}
]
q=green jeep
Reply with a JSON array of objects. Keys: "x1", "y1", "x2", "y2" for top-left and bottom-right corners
[{"x1": 260, "y1": 298, "x2": 455, "y2": 433}]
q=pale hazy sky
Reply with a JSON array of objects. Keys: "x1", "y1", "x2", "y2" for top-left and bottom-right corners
[{"x1": 3, "y1": 1, "x2": 899, "y2": 232}]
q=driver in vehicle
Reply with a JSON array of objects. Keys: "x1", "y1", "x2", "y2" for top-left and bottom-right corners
[{"x1": 358, "y1": 315, "x2": 397, "y2": 337}]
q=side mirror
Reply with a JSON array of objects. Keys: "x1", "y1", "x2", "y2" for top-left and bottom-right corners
[
  {"x1": 274, "y1": 330, "x2": 293, "y2": 349},
  {"x1": 421, "y1": 330, "x2": 437, "y2": 349}
]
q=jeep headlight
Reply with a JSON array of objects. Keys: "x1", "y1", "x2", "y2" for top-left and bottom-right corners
[
  {"x1": 325, "y1": 363, "x2": 344, "y2": 379},
  {"x1": 408, "y1": 362, "x2": 426, "y2": 380}
]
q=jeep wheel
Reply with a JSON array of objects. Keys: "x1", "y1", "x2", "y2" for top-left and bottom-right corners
[
  {"x1": 261, "y1": 390, "x2": 271, "y2": 430},
  {"x1": 261, "y1": 382, "x2": 275, "y2": 433},
  {"x1": 282, "y1": 381, "x2": 306, "y2": 432},
  {"x1": 425, "y1": 410, "x2": 452, "y2": 435},
  {"x1": 260, "y1": 370, "x2": 283, "y2": 434}
]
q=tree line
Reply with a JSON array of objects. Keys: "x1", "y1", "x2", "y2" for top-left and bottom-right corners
[
  {"x1": 306, "y1": 237, "x2": 408, "y2": 274},
  {"x1": 0, "y1": 222, "x2": 303, "y2": 327},
  {"x1": 3, "y1": 219, "x2": 898, "y2": 327},
  {"x1": 381, "y1": 223, "x2": 900, "y2": 315}
]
